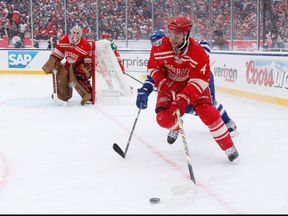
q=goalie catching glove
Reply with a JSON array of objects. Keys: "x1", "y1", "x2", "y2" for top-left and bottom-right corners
[
  {"x1": 169, "y1": 92, "x2": 191, "y2": 116},
  {"x1": 81, "y1": 63, "x2": 93, "y2": 79}
]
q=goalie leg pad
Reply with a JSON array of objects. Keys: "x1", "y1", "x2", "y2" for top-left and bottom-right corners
[
  {"x1": 69, "y1": 65, "x2": 92, "y2": 105},
  {"x1": 42, "y1": 54, "x2": 60, "y2": 74},
  {"x1": 56, "y1": 65, "x2": 72, "y2": 101}
]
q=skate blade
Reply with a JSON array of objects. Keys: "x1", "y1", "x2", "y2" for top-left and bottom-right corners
[
  {"x1": 232, "y1": 157, "x2": 240, "y2": 164},
  {"x1": 230, "y1": 129, "x2": 240, "y2": 137}
]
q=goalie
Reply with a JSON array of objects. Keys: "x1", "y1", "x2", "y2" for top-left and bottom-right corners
[{"x1": 42, "y1": 25, "x2": 93, "y2": 105}]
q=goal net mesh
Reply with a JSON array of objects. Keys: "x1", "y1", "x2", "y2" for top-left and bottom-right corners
[{"x1": 90, "y1": 40, "x2": 133, "y2": 104}]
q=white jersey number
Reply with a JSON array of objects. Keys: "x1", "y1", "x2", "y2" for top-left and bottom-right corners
[{"x1": 200, "y1": 64, "x2": 207, "y2": 74}]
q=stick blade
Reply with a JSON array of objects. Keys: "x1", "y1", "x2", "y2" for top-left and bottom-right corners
[
  {"x1": 53, "y1": 93, "x2": 67, "y2": 106},
  {"x1": 171, "y1": 181, "x2": 196, "y2": 195},
  {"x1": 113, "y1": 143, "x2": 126, "y2": 158}
]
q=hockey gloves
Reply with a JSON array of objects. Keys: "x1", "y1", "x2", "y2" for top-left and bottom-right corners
[
  {"x1": 136, "y1": 87, "x2": 150, "y2": 109},
  {"x1": 155, "y1": 78, "x2": 179, "y2": 97},
  {"x1": 169, "y1": 93, "x2": 191, "y2": 116}
]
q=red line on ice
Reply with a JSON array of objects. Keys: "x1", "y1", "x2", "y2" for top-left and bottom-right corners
[{"x1": 96, "y1": 107, "x2": 240, "y2": 214}]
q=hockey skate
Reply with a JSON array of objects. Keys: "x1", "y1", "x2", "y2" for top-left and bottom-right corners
[
  {"x1": 226, "y1": 119, "x2": 239, "y2": 137},
  {"x1": 225, "y1": 145, "x2": 240, "y2": 163},
  {"x1": 167, "y1": 130, "x2": 180, "y2": 144}
]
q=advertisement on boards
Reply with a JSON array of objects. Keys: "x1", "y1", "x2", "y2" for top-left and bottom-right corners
[{"x1": 210, "y1": 53, "x2": 288, "y2": 100}]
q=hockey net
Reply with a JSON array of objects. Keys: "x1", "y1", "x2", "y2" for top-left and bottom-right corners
[{"x1": 89, "y1": 40, "x2": 133, "y2": 104}]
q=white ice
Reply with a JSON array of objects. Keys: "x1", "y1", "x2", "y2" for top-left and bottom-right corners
[{"x1": 0, "y1": 73, "x2": 288, "y2": 214}]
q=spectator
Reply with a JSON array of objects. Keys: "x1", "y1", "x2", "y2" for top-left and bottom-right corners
[
  {"x1": 34, "y1": 40, "x2": 39, "y2": 48},
  {"x1": 2, "y1": 0, "x2": 288, "y2": 50},
  {"x1": 39, "y1": 26, "x2": 47, "y2": 40},
  {"x1": 82, "y1": 24, "x2": 90, "y2": 39},
  {"x1": 33, "y1": 26, "x2": 39, "y2": 40},
  {"x1": 212, "y1": 30, "x2": 230, "y2": 50},
  {"x1": 56, "y1": 25, "x2": 63, "y2": 40},
  {"x1": 12, "y1": 8, "x2": 20, "y2": 27},
  {"x1": 19, "y1": 20, "x2": 27, "y2": 44},
  {"x1": 283, "y1": 38, "x2": 288, "y2": 51},
  {"x1": 117, "y1": 33, "x2": 124, "y2": 40},
  {"x1": 270, "y1": 26, "x2": 284, "y2": 51},
  {"x1": 13, "y1": 36, "x2": 24, "y2": 48}
]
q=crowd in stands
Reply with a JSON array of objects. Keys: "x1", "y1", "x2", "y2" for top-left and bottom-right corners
[{"x1": 1, "y1": 0, "x2": 288, "y2": 50}]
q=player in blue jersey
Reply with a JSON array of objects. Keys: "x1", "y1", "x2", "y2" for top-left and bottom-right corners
[{"x1": 136, "y1": 29, "x2": 239, "y2": 144}]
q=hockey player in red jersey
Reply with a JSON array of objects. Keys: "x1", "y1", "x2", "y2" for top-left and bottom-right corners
[
  {"x1": 42, "y1": 25, "x2": 93, "y2": 105},
  {"x1": 148, "y1": 15, "x2": 239, "y2": 163}
]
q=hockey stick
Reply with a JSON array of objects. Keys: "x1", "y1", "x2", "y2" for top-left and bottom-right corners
[
  {"x1": 124, "y1": 73, "x2": 157, "y2": 92},
  {"x1": 170, "y1": 91, "x2": 196, "y2": 195},
  {"x1": 124, "y1": 72, "x2": 144, "y2": 85},
  {"x1": 49, "y1": 31, "x2": 67, "y2": 106},
  {"x1": 113, "y1": 108, "x2": 141, "y2": 158}
]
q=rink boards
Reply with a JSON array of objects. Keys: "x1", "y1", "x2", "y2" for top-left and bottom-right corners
[{"x1": 0, "y1": 49, "x2": 287, "y2": 107}]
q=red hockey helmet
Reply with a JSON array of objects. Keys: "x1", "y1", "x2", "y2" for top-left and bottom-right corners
[
  {"x1": 102, "y1": 33, "x2": 110, "y2": 39},
  {"x1": 168, "y1": 15, "x2": 192, "y2": 32}
]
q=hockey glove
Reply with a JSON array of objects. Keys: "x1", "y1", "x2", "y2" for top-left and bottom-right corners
[
  {"x1": 169, "y1": 93, "x2": 191, "y2": 116},
  {"x1": 155, "y1": 78, "x2": 179, "y2": 97},
  {"x1": 136, "y1": 87, "x2": 150, "y2": 109}
]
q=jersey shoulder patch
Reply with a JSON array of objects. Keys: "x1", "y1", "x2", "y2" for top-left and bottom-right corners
[{"x1": 110, "y1": 41, "x2": 117, "y2": 50}]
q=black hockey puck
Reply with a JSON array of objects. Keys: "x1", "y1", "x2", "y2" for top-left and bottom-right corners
[{"x1": 150, "y1": 197, "x2": 160, "y2": 204}]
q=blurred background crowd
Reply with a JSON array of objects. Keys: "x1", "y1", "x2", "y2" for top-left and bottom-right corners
[{"x1": 1, "y1": 0, "x2": 288, "y2": 51}]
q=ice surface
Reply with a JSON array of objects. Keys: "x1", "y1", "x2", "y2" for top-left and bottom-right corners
[{"x1": 0, "y1": 74, "x2": 287, "y2": 214}]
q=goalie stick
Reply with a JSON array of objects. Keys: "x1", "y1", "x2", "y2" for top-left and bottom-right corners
[
  {"x1": 113, "y1": 108, "x2": 141, "y2": 158},
  {"x1": 49, "y1": 31, "x2": 67, "y2": 106},
  {"x1": 170, "y1": 91, "x2": 196, "y2": 195}
]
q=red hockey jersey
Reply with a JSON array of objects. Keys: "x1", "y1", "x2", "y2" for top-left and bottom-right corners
[
  {"x1": 52, "y1": 34, "x2": 92, "y2": 69},
  {"x1": 148, "y1": 36, "x2": 211, "y2": 104}
]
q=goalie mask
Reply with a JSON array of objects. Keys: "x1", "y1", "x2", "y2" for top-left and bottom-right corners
[
  {"x1": 70, "y1": 25, "x2": 82, "y2": 44},
  {"x1": 168, "y1": 15, "x2": 192, "y2": 51}
]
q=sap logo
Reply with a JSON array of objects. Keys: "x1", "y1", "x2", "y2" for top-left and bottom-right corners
[{"x1": 8, "y1": 51, "x2": 38, "y2": 68}]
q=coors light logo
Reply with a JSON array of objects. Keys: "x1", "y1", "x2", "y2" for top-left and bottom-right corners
[{"x1": 246, "y1": 60, "x2": 288, "y2": 89}]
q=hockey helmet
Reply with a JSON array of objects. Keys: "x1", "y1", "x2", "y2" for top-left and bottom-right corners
[
  {"x1": 168, "y1": 15, "x2": 192, "y2": 32},
  {"x1": 102, "y1": 33, "x2": 111, "y2": 39},
  {"x1": 150, "y1": 29, "x2": 166, "y2": 43},
  {"x1": 70, "y1": 25, "x2": 82, "y2": 44},
  {"x1": 168, "y1": 15, "x2": 192, "y2": 50}
]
